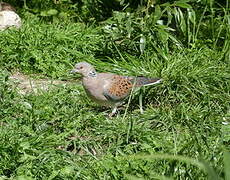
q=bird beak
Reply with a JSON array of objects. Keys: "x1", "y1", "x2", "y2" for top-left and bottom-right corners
[{"x1": 70, "y1": 69, "x2": 77, "y2": 74}]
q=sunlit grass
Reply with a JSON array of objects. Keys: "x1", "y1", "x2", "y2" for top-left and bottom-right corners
[{"x1": 0, "y1": 13, "x2": 229, "y2": 179}]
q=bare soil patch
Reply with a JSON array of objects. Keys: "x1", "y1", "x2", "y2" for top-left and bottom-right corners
[{"x1": 9, "y1": 72, "x2": 75, "y2": 94}]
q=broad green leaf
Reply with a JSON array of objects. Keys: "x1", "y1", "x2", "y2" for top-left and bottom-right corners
[
  {"x1": 154, "y1": 5, "x2": 162, "y2": 22},
  {"x1": 157, "y1": 26, "x2": 169, "y2": 42},
  {"x1": 166, "y1": 6, "x2": 173, "y2": 26},
  {"x1": 161, "y1": 2, "x2": 171, "y2": 7},
  {"x1": 188, "y1": 8, "x2": 196, "y2": 24},
  {"x1": 178, "y1": 8, "x2": 186, "y2": 34},
  {"x1": 40, "y1": 11, "x2": 48, "y2": 17},
  {"x1": 40, "y1": 9, "x2": 58, "y2": 17},
  {"x1": 120, "y1": 0, "x2": 125, "y2": 5},
  {"x1": 46, "y1": 9, "x2": 58, "y2": 16},
  {"x1": 174, "y1": 2, "x2": 192, "y2": 9}
]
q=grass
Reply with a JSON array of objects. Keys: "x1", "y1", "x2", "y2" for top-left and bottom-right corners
[{"x1": 0, "y1": 14, "x2": 229, "y2": 179}]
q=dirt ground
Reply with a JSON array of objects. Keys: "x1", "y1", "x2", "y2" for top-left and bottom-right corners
[{"x1": 9, "y1": 72, "x2": 73, "y2": 95}]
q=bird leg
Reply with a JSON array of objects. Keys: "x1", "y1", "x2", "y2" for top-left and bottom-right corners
[
  {"x1": 108, "y1": 106, "x2": 117, "y2": 118},
  {"x1": 139, "y1": 88, "x2": 144, "y2": 114}
]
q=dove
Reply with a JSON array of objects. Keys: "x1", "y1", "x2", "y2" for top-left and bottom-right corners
[{"x1": 71, "y1": 62, "x2": 162, "y2": 117}]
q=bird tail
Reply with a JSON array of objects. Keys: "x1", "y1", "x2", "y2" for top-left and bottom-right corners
[{"x1": 135, "y1": 77, "x2": 162, "y2": 87}]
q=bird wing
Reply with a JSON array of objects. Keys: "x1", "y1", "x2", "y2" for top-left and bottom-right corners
[
  {"x1": 102, "y1": 74, "x2": 135, "y2": 103},
  {"x1": 100, "y1": 74, "x2": 162, "y2": 102}
]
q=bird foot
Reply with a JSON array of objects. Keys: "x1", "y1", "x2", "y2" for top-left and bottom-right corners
[
  {"x1": 108, "y1": 112, "x2": 115, "y2": 118},
  {"x1": 108, "y1": 107, "x2": 118, "y2": 118}
]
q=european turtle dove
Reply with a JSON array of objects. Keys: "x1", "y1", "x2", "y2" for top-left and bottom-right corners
[{"x1": 71, "y1": 62, "x2": 162, "y2": 117}]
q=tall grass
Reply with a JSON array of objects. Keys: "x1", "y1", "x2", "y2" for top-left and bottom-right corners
[{"x1": 0, "y1": 20, "x2": 103, "y2": 78}]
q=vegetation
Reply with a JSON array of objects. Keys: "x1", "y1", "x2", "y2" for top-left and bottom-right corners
[{"x1": 0, "y1": 0, "x2": 229, "y2": 179}]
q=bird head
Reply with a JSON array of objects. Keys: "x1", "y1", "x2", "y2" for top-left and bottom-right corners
[{"x1": 70, "y1": 62, "x2": 97, "y2": 77}]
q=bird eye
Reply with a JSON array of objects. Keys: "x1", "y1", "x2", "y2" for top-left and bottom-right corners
[{"x1": 80, "y1": 66, "x2": 83, "y2": 69}]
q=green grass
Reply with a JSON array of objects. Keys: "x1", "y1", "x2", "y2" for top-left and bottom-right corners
[{"x1": 0, "y1": 14, "x2": 230, "y2": 179}]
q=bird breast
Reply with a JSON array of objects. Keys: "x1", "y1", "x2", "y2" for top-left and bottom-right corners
[{"x1": 82, "y1": 76, "x2": 112, "y2": 106}]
